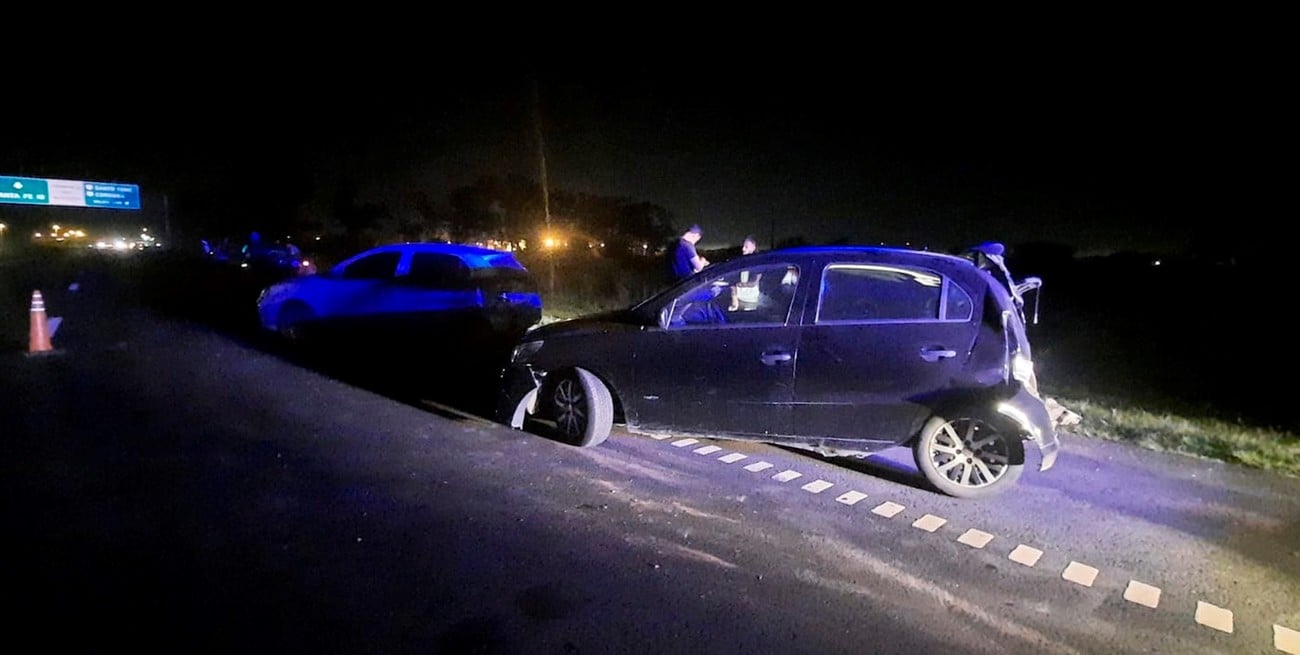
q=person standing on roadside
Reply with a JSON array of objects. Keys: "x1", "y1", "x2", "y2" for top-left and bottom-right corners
[
  {"x1": 740, "y1": 234, "x2": 757, "y2": 256},
  {"x1": 671, "y1": 224, "x2": 709, "y2": 280},
  {"x1": 728, "y1": 235, "x2": 761, "y2": 311}
]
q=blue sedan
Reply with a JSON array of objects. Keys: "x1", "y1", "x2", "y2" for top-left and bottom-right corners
[{"x1": 257, "y1": 242, "x2": 542, "y2": 348}]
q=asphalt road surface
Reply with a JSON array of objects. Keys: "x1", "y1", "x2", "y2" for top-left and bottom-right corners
[{"x1": 3, "y1": 250, "x2": 1298, "y2": 654}]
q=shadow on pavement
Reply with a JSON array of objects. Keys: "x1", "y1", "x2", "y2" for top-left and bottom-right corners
[{"x1": 136, "y1": 251, "x2": 514, "y2": 422}]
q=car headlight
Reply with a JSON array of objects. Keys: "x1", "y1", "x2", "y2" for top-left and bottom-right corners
[{"x1": 511, "y1": 340, "x2": 544, "y2": 364}]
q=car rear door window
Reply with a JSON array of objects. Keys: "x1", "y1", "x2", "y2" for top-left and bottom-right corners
[
  {"x1": 943, "y1": 280, "x2": 974, "y2": 321},
  {"x1": 409, "y1": 253, "x2": 471, "y2": 289},
  {"x1": 817, "y1": 264, "x2": 954, "y2": 323}
]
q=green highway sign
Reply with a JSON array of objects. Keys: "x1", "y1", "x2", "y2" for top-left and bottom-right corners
[{"x1": 0, "y1": 175, "x2": 140, "y2": 210}]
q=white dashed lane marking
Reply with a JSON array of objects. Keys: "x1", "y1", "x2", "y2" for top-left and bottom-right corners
[
  {"x1": 653, "y1": 434, "x2": 1296, "y2": 651},
  {"x1": 1062, "y1": 561, "x2": 1100, "y2": 587},
  {"x1": 1195, "y1": 601, "x2": 1234, "y2": 634},
  {"x1": 801, "y1": 479, "x2": 834, "y2": 494},
  {"x1": 1276, "y1": 624, "x2": 1300, "y2": 654},
  {"x1": 649, "y1": 434, "x2": 673, "y2": 440},
  {"x1": 872, "y1": 501, "x2": 906, "y2": 518},
  {"x1": 912, "y1": 514, "x2": 947, "y2": 532},
  {"x1": 957, "y1": 528, "x2": 994, "y2": 549},
  {"x1": 835, "y1": 491, "x2": 868, "y2": 505},
  {"x1": 1123, "y1": 580, "x2": 1161, "y2": 609},
  {"x1": 1008, "y1": 545, "x2": 1043, "y2": 567},
  {"x1": 772, "y1": 470, "x2": 803, "y2": 483}
]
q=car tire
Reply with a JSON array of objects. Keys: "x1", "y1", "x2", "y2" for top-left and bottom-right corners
[
  {"x1": 912, "y1": 412, "x2": 1024, "y2": 499},
  {"x1": 550, "y1": 368, "x2": 613, "y2": 448},
  {"x1": 277, "y1": 302, "x2": 316, "y2": 344}
]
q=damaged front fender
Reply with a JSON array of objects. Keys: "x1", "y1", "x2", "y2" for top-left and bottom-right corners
[{"x1": 496, "y1": 364, "x2": 542, "y2": 428}]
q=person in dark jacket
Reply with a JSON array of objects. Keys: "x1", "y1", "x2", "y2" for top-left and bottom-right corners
[{"x1": 671, "y1": 224, "x2": 709, "y2": 280}]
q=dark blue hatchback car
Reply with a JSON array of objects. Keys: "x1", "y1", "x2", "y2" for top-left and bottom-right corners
[{"x1": 498, "y1": 243, "x2": 1062, "y2": 498}]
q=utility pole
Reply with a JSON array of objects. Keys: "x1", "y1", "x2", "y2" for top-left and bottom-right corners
[
  {"x1": 163, "y1": 193, "x2": 172, "y2": 247},
  {"x1": 533, "y1": 79, "x2": 554, "y2": 295},
  {"x1": 534, "y1": 81, "x2": 551, "y2": 229}
]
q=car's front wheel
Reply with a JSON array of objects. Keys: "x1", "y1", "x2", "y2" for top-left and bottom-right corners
[
  {"x1": 913, "y1": 413, "x2": 1024, "y2": 499},
  {"x1": 550, "y1": 368, "x2": 613, "y2": 447},
  {"x1": 277, "y1": 302, "x2": 316, "y2": 344}
]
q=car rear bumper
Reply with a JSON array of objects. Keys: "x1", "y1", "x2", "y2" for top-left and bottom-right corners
[{"x1": 996, "y1": 387, "x2": 1060, "y2": 471}]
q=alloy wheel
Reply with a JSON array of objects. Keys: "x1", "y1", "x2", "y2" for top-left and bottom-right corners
[
  {"x1": 553, "y1": 377, "x2": 588, "y2": 438},
  {"x1": 924, "y1": 418, "x2": 1012, "y2": 489}
]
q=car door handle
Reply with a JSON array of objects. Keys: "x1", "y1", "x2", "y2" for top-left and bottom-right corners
[
  {"x1": 919, "y1": 347, "x2": 957, "y2": 362},
  {"x1": 761, "y1": 351, "x2": 793, "y2": 365}
]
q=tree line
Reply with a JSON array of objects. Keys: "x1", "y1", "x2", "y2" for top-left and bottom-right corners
[{"x1": 298, "y1": 174, "x2": 680, "y2": 260}]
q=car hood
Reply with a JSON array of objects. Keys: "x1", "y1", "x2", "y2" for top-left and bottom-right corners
[{"x1": 528, "y1": 309, "x2": 647, "y2": 339}]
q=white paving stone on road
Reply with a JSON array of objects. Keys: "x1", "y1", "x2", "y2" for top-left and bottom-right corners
[
  {"x1": 1008, "y1": 544, "x2": 1043, "y2": 567},
  {"x1": 1123, "y1": 580, "x2": 1161, "y2": 609},
  {"x1": 772, "y1": 470, "x2": 803, "y2": 483},
  {"x1": 912, "y1": 514, "x2": 946, "y2": 532},
  {"x1": 835, "y1": 490, "x2": 868, "y2": 505},
  {"x1": 1194, "y1": 601, "x2": 1233, "y2": 634},
  {"x1": 1275, "y1": 624, "x2": 1300, "y2": 654},
  {"x1": 1062, "y1": 561, "x2": 1099, "y2": 587},
  {"x1": 801, "y1": 479, "x2": 834, "y2": 493},
  {"x1": 957, "y1": 528, "x2": 994, "y2": 549},
  {"x1": 871, "y1": 501, "x2": 906, "y2": 518}
]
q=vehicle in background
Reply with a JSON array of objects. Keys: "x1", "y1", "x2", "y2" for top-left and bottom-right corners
[
  {"x1": 202, "y1": 237, "x2": 316, "y2": 278},
  {"x1": 243, "y1": 243, "x2": 317, "y2": 278},
  {"x1": 256, "y1": 242, "x2": 542, "y2": 353},
  {"x1": 497, "y1": 243, "x2": 1065, "y2": 499}
]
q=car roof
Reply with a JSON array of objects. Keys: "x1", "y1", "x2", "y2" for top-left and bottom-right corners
[
  {"x1": 351, "y1": 242, "x2": 523, "y2": 269},
  {"x1": 776, "y1": 245, "x2": 973, "y2": 264},
  {"x1": 729, "y1": 245, "x2": 980, "y2": 270}
]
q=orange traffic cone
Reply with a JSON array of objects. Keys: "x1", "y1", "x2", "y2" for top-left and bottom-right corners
[{"x1": 27, "y1": 290, "x2": 55, "y2": 355}]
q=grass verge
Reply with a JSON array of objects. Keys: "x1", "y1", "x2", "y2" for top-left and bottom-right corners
[{"x1": 1049, "y1": 394, "x2": 1300, "y2": 478}]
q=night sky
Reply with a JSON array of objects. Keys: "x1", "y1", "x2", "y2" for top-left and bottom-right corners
[{"x1": 3, "y1": 48, "x2": 1286, "y2": 258}]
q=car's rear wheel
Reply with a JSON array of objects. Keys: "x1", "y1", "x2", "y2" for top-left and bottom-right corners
[
  {"x1": 913, "y1": 413, "x2": 1024, "y2": 499},
  {"x1": 550, "y1": 368, "x2": 613, "y2": 447}
]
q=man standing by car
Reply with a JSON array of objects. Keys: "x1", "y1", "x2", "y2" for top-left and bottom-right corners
[
  {"x1": 740, "y1": 234, "x2": 757, "y2": 256},
  {"x1": 671, "y1": 224, "x2": 709, "y2": 281}
]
